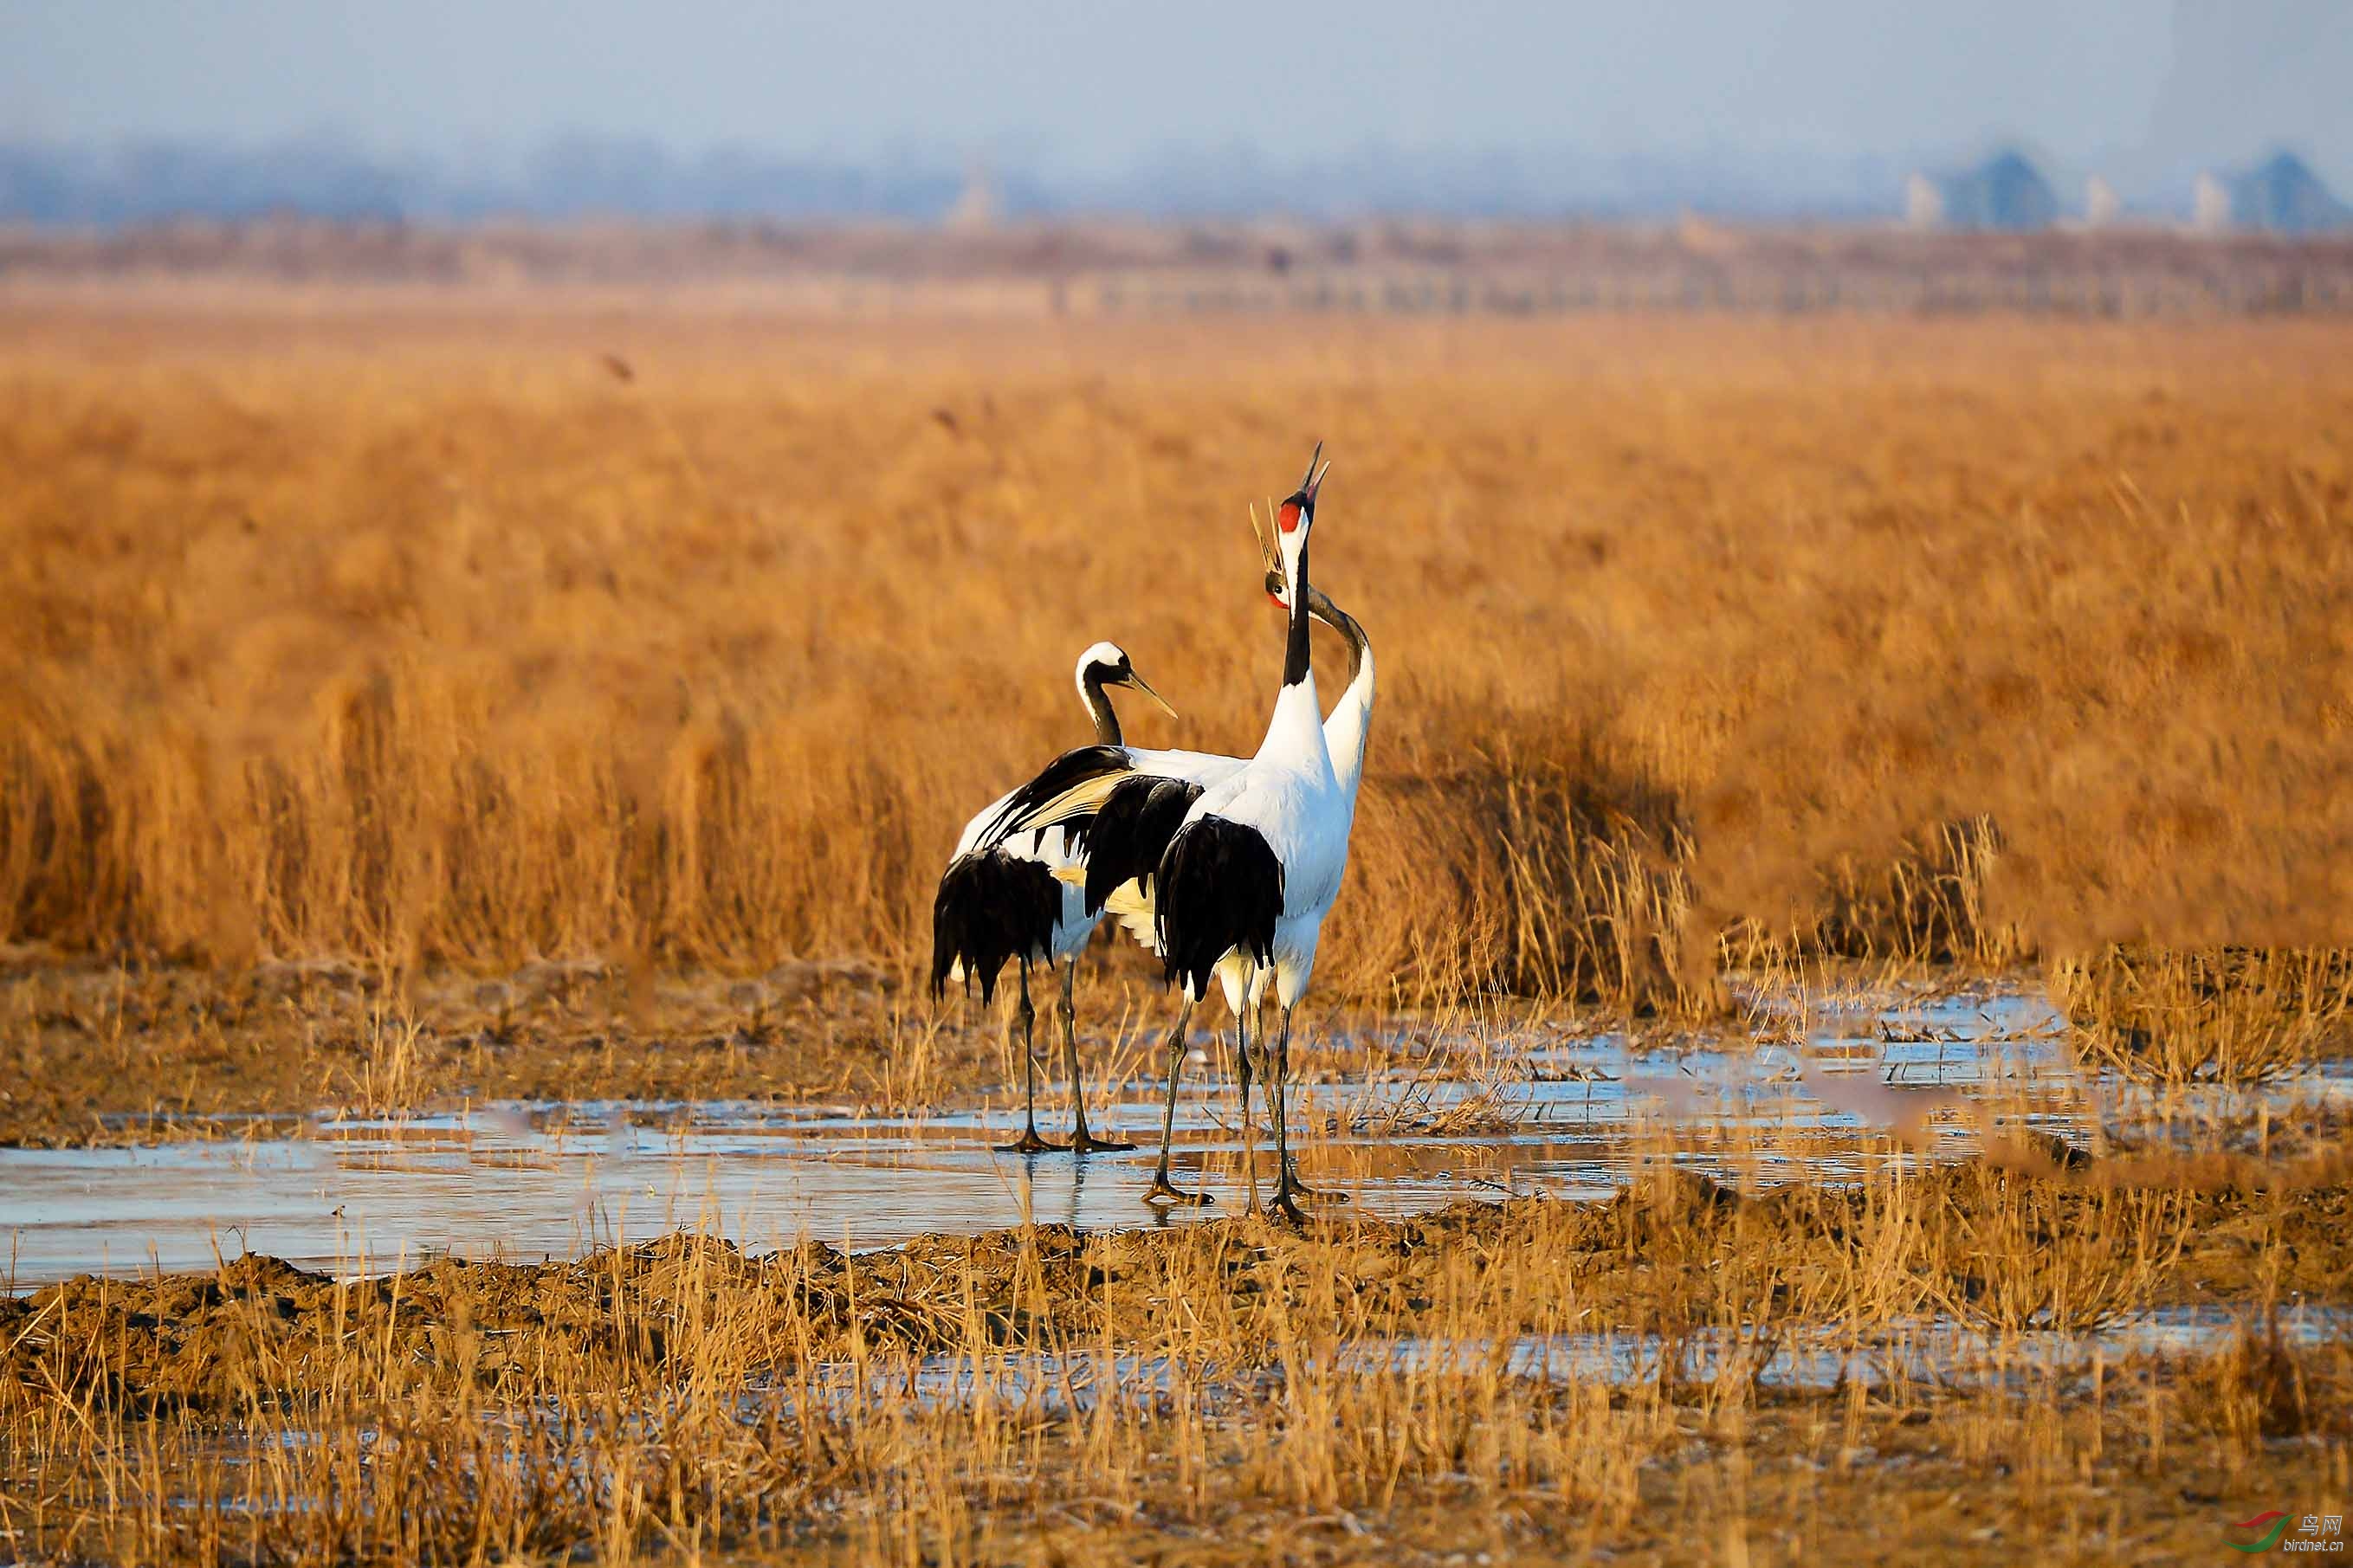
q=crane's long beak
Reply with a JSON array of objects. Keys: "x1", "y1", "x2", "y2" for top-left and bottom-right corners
[
  {"x1": 1250, "y1": 502, "x2": 1283, "y2": 571},
  {"x1": 1124, "y1": 670, "x2": 1180, "y2": 720}
]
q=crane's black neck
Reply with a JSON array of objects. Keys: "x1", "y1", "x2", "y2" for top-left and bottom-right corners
[
  {"x1": 1079, "y1": 669, "x2": 1124, "y2": 745},
  {"x1": 1306, "y1": 585, "x2": 1366, "y2": 686},
  {"x1": 1283, "y1": 537, "x2": 1312, "y2": 687}
]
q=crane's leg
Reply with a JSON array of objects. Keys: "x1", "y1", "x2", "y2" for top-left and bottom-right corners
[
  {"x1": 997, "y1": 960, "x2": 1062, "y2": 1154},
  {"x1": 1061, "y1": 958, "x2": 1133, "y2": 1154},
  {"x1": 1236, "y1": 996, "x2": 1262, "y2": 1218},
  {"x1": 1274, "y1": 1003, "x2": 1348, "y2": 1209},
  {"x1": 1263, "y1": 998, "x2": 1307, "y2": 1225},
  {"x1": 1142, "y1": 997, "x2": 1209, "y2": 1207}
]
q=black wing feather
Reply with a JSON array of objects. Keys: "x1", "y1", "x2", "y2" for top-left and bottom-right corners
[{"x1": 971, "y1": 743, "x2": 1131, "y2": 849}]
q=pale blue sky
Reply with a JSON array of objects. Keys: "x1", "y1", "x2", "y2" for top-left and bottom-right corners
[{"x1": 2, "y1": 2, "x2": 2343, "y2": 182}]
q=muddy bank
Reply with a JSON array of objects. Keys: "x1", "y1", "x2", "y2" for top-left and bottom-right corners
[
  {"x1": 0, "y1": 956, "x2": 1014, "y2": 1146},
  {"x1": 0, "y1": 955, "x2": 1537, "y2": 1147},
  {"x1": 11, "y1": 1149, "x2": 2350, "y2": 1412}
]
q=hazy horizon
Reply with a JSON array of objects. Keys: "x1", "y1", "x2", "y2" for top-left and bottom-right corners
[{"x1": 3, "y1": 1, "x2": 2347, "y2": 217}]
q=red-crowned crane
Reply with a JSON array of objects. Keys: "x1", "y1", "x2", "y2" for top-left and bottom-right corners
[
  {"x1": 999, "y1": 447, "x2": 1373, "y2": 1221},
  {"x1": 930, "y1": 642, "x2": 1245, "y2": 1152}
]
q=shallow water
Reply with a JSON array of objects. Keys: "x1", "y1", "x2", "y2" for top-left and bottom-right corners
[{"x1": 3, "y1": 985, "x2": 2345, "y2": 1285}]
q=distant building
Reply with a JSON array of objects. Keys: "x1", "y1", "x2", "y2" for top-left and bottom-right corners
[
  {"x1": 943, "y1": 162, "x2": 999, "y2": 231},
  {"x1": 1908, "y1": 150, "x2": 2059, "y2": 232},
  {"x1": 1904, "y1": 172, "x2": 1944, "y2": 230},
  {"x1": 2084, "y1": 176, "x2": 2122, "y2": 228},
  {"x1": 2199, "y1": 150, "x2": 2350, "y2": 233},
  {"x1": 2193, "y1": 172, "x2": 2233, "y2": 233}
]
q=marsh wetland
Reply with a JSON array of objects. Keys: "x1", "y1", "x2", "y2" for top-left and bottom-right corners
[{"x1": 3, "y1": 294, "x2": 2350, "y2": 1562}]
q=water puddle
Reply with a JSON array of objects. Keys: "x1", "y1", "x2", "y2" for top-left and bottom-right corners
[{"x1": 3, "y1": 984, "x2": 2345, "y2": 1285}]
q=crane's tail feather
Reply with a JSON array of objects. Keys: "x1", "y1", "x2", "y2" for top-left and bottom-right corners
[
  {"x1": 930, "y1": 849, "x2": 1061, "y2": 1003},
  {"x1": 1155, "y1": 816, "x2": 1282, "y2": 997},
  {"x1": 1075, "y1": 774, "x2": 1206, "y2": 916}
]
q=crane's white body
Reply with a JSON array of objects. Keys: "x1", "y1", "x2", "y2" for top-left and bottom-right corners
[{"x1": 1190, "y1": 674, "x2": 1350, "y2": 1012}]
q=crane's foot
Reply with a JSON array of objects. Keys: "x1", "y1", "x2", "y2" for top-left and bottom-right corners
[
  {"x1": 1264, "y1": 1190, "x2": 1309, "y2": 1227},
  {"x1": 1070, "y1": 1130, "x2": 1137, "y2": 1154},
  {"x1": 1279, "y1": 1163, "x2": 1348, "y2": 1206},
  {"x1": 997, "y1": 1126, "x2": 1066, "y2": 1154},
  {"x1": 1142, "y1": 1172, "x2": 1214, "y2": 1208}
]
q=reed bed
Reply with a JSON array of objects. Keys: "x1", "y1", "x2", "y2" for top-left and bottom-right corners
[
  {"x1": 3, "y1": 307, "x2": 2348, "y2": 1021},
  {"x1": 2056, "y1": 945, "x2": 2353, "y2": 1086}
]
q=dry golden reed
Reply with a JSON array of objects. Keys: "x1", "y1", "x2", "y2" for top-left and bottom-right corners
[
  {"x1": 2, "y1": 302, "x2": 2349, "y2": 1014},
  {"x1": 2056, "y1": 944, "x2": 2353, "y2": 1084}
]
